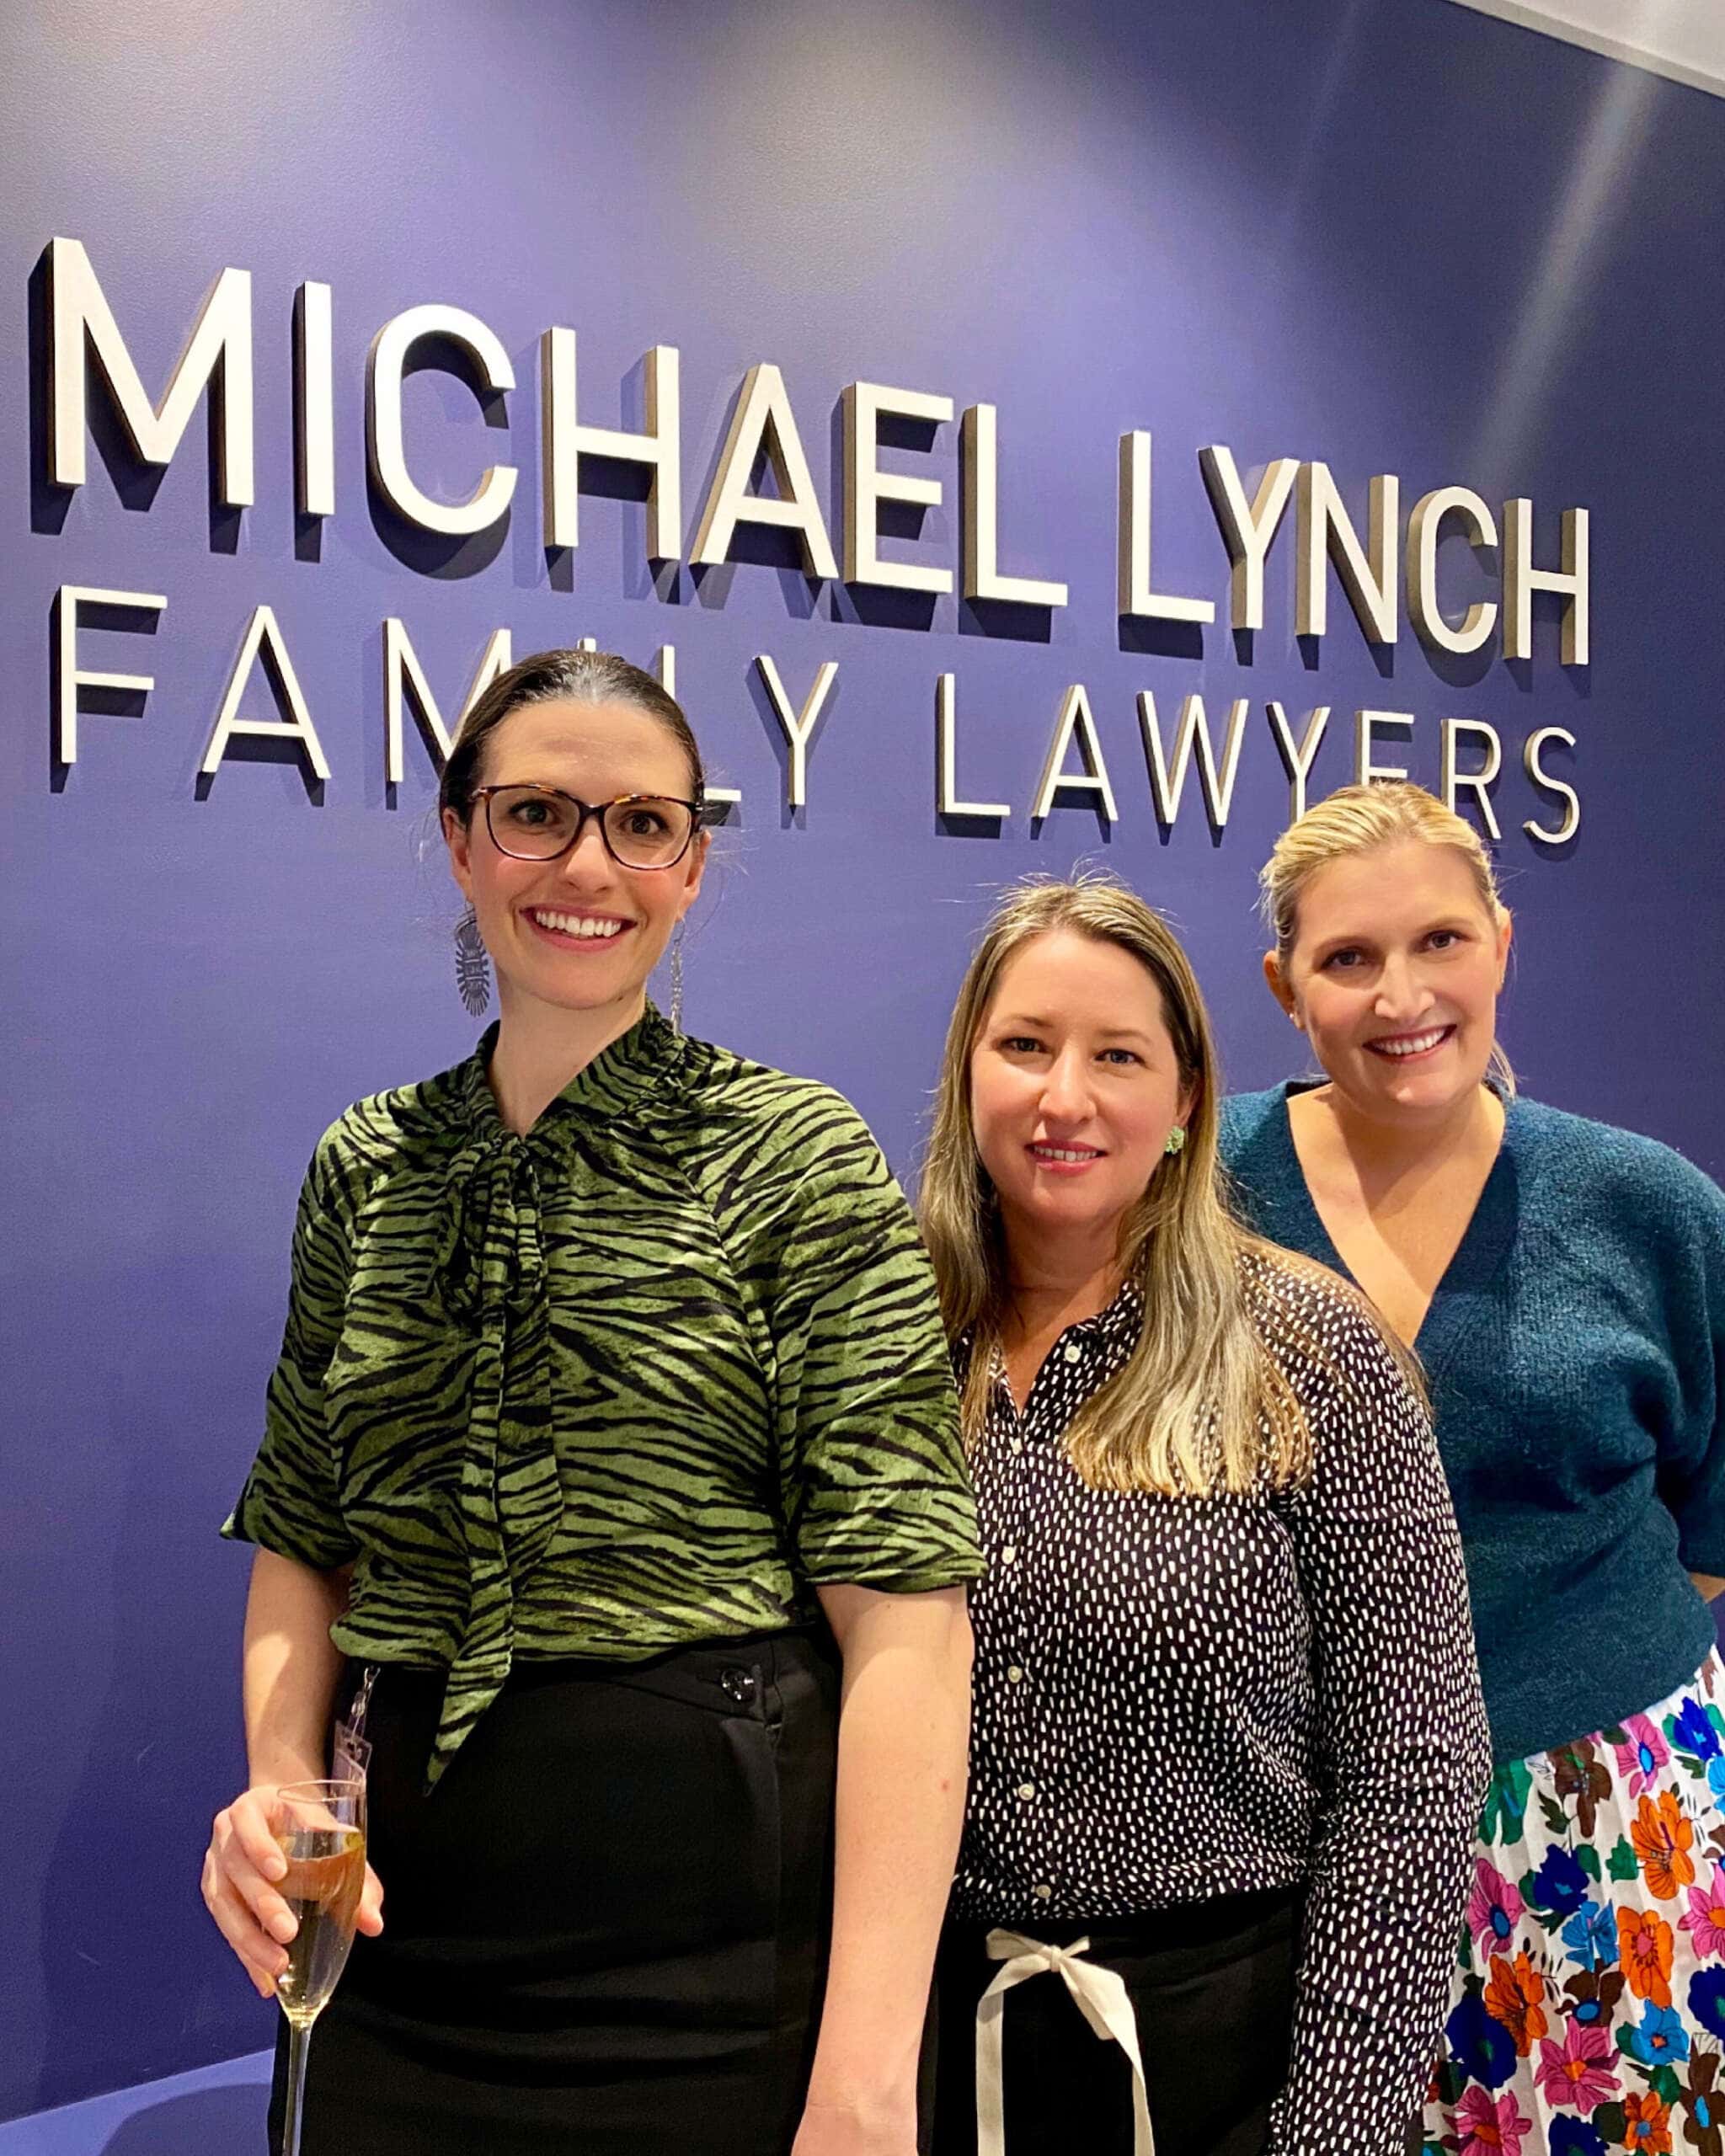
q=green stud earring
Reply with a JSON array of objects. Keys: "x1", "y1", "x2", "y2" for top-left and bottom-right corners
[{"x1": 1164, "y1": 1128, "x2": 1186, "y2": 1156}]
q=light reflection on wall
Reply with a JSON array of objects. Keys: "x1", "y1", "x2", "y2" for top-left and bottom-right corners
[{"x1": 1470, "y1": 40, "x2": 1665, "y2": 484}]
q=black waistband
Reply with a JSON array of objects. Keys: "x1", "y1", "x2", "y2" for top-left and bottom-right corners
[
  {"x1": 347, "y1": 1625, "x2": 836, "y2": 1721},
  {"x1": 953, "y1": 1882, "x2": 1305, "y2": 1956}
]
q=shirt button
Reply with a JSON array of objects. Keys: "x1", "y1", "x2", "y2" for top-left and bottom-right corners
[
  {"x1": 1033, "y1": 1883, "x2": 1053, "y2": 1901},
  {"x1": 1007, "y1": 1666, "x2": 1024, "y2": 1684},
  {"x1": 1010, "y1": 1438, "x2": 1024, "y2": 1456},
  {"x1": 1001, "y1": 1546, "x2": 1017, "y2": 1566},
  {"x1": 1063, "y1": 1343, "x2": 1081, "y2": 1363},
  {"x1": 1016, "y1": 1782, "x2": 1036, "y2": 1801}
]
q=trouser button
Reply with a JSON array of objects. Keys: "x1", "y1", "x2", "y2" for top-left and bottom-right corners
[{"x1": 720, "y1": 1666, "x2": 757, "y2": 1705}]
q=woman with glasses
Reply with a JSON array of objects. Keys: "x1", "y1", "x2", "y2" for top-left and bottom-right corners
[
  {"x1": 199, "y1": 649, "x2": 983, "y2": 2156},
  {"x1": 921, "y1": 876, "x2": 1487, "y2": 2155}
]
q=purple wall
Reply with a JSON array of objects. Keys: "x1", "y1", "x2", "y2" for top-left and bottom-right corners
[{"x1": 5, "y1": 0, "x2": 1723, "y2": 2121}]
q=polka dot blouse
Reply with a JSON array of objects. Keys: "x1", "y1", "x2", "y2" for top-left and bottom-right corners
[{"x1": 952, "y1": 1248, "x2": 1490, "y2": 2152}]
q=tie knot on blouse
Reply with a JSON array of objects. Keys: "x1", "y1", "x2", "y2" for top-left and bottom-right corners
[
  {"x1": 434, "y1": 1136, "x2": 547, "y2": 1319},
  {"x1": 435, "y1": 1007, "x2": 683, "y2": 1319}
]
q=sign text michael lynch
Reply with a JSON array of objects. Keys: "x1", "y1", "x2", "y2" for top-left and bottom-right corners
[{"x1": 40, "y1": 238, "x2": 1586, "y2": 846}]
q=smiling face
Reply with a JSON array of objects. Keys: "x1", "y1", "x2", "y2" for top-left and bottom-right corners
[
  {"x1": 968, "y1": 928, "x2": 1193, "y2": 1262},
  {"x1": 442, "y1": 696, "x2": 708, "y2": 1031},
  {"x1": 1272, "y1": 838, "x2": 1511, "y2": 1123}
]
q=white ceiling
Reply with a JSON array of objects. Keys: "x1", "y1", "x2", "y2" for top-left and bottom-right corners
[{"x1": 1445, "y1": 0, "x2": 1725, "y2": 98}]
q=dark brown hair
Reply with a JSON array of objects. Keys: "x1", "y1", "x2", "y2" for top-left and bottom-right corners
[{"x1": 438, "y1": 649, "x2": 706, "y2": 825}]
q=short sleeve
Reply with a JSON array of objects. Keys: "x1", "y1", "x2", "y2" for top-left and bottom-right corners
[
  {"x1": 222, "y1": 1132, "x2": 361, "y2": 1572},
  {"x1": 763, "y1": 1103, "x2": 982, "y2": 1593},
  {"x1": 1653, "y1": 1160, "x2": 1725, "y2": 1575}
]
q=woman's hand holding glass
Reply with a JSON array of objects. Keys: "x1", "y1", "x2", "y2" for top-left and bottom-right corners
[{"x1": 201, "y1": 1780, "x2": 384, "y2": 1999}]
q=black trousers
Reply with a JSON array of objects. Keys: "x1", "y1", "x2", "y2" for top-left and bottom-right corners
[
  {"x1": 927, "y1": 1888, "x2": 1301, "y2": 2156},
  {"x1": 271, "y1": 1631, "x2": 840, "y2": 2155}
]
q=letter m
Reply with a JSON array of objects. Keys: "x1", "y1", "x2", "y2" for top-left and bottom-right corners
[{"x1": 47, "y1": 237, "x2": 254, "y2": 504}]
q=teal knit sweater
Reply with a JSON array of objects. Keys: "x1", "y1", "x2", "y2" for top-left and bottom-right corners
[{"x1": 1220, "y1": 1086, "x2": 1725, "y2": 1767}]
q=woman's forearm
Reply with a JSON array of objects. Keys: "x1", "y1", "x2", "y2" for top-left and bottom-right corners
[
  {"x1": 806, "y1": 1584, "x2": 972, "y2": 2114},
  {"x1": 242, "y1": 1546, "x2": 350, "y2": 1785},
  {"x1": 203, "y1": 1549, "x2": 377, "y2": 1997}
]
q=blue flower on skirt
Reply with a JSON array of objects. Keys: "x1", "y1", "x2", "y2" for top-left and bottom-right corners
[
  {"x1": 1690, "y1": 1966, "x2": 1725, "y2": 2039},
  {"x1": 1531, "y1": 1844, "x2": 1590, "y2": 1918},
  {"x1": 1620, "y1": 1999, "x2": 1690, "y2": 2067},
  {"x1": 1669, "y1": 1696, "x2": 1722, "y2": 1761},
  {"x1": 1548, "y1": 2123, "x2": 1608, "y2": 2156},
  {"x1": 1708, "y1": 1753, "x2": 1725, "y2": 1801},
  {"x1": 1445, "y1": 1988, "x2": 1515, "y2": 2089},
  {"x1": 1562, "y1": 1899, "x2": 1619, "y2": 1967}
]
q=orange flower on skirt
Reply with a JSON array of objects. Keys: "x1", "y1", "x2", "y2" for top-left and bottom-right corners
[
  {"x1": 1621, "y1": 2089, "x2": 1674, "y2": 2153},
  {"x1": 1483, "y1": 1951, "x2": 1549, "y2": 2056},
  {"x1": 1619, "y1": 1905, "x2": 1676, "y2": 2007},
  {"x1": 1632, "y1": 1790, "x2": 1697, "y2": 1901}
]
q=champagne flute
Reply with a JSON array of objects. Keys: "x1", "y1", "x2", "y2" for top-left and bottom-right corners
[{"x1": 270, "y1": 1778, "x2": 366, "y2": 2156}]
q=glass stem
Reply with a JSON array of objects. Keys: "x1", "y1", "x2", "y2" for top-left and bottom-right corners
[{"x1": 280, "y1": 2020, "x2": 312, "y2": 2156}]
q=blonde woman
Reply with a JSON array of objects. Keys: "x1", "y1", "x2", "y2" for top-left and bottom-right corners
[
  {"x1": 921, "y1": 877, "x2": 1487, "y2": 2156},
  {"x1": 1225, "y1": 782, "x2": 1725, "y2": 2153}
]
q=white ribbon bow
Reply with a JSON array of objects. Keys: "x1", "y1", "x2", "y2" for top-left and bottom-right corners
[{"x1": 975, "y1": 1926, "x2": 1155, "y2": 2156}]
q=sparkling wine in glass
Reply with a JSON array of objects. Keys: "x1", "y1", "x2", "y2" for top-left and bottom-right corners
[{"x1": 271, "y1": 1778, "x2": 366, "y2": 2156}]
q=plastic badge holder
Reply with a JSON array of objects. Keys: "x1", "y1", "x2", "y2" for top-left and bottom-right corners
[{"x1": 331, "y1": 1664, "x2": 377, "y2": 1783}]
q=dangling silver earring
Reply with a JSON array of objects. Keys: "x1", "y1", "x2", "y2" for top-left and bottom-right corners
[
  {"x1": 454, "y1": 905, "x2": 491, "y2": 1017},
  {"x1": 668, "y1": 924, "x2": 686, "y2": 1032}
]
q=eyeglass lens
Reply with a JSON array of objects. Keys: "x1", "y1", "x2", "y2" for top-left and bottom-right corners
[{"x1": 487, "y1": 787, "x2": 694, "y2": 867}]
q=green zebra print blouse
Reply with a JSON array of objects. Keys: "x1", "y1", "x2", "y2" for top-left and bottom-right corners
[{"x1": 225, "y1": 1005, "x2": 982, "y2": 1784}]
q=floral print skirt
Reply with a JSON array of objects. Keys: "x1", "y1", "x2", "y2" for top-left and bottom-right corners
[{"x1": 1424, "y1": 1650, "x2": 1725, "y2": 2156}]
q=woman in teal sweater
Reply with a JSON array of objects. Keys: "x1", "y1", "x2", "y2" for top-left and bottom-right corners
[{"x1": 1221, "y1": 782, "x2": 1725, "y2": 2156}]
